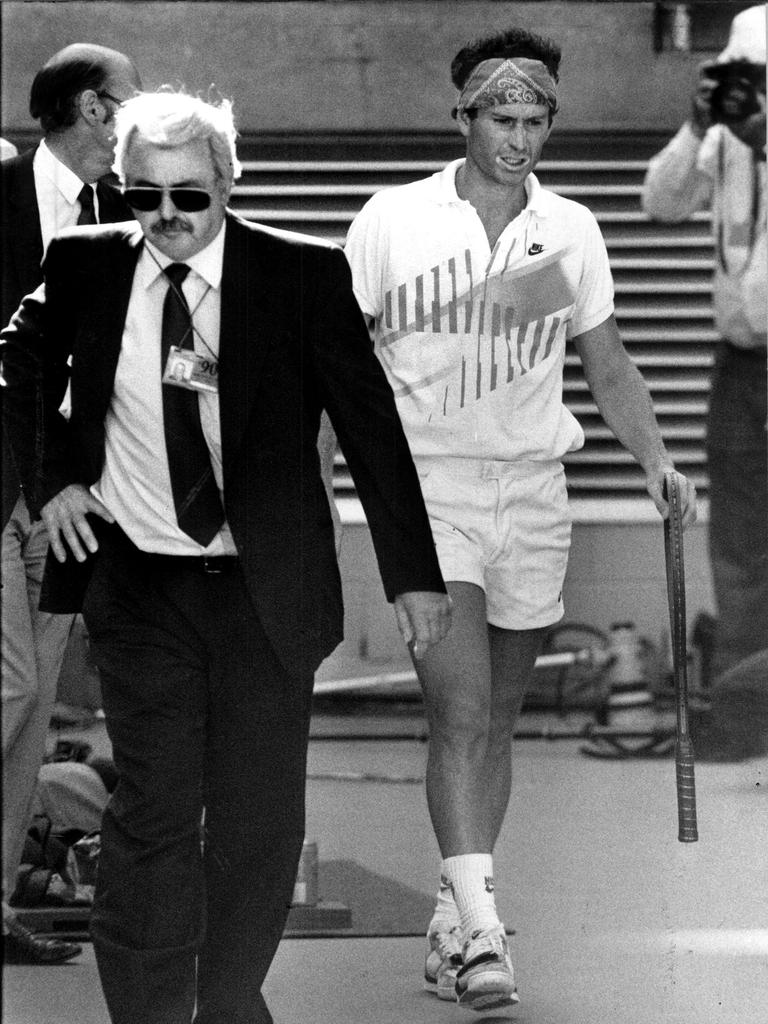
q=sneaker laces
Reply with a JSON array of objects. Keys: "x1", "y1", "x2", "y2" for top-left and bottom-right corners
[
  {"x1": 464, "y1": 926, "x2": 507, "y2": 964},
  {"x1": 431, "y1": 924, "x2": 463, "y2": 962}
]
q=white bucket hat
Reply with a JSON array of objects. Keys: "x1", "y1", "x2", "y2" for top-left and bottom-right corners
[{"x1": 716, "y1": 4, "x2": 766, "y2": 65}]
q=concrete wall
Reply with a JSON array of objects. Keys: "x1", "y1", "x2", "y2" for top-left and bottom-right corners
[{"x1": 1, "y1": 1, "x2": 725, "y2": 137}]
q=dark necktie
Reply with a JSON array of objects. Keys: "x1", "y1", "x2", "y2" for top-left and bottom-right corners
[
  {"x1": 76, "y1": 184, "x2": 96, "y2": 225},
  {"x1": 161, "y1": 263, "x2": 224, "y2": 546}
]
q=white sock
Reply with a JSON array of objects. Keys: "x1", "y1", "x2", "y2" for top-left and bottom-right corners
[
  {"x1": 443, "y1": 853, "x2": 501, "y2": 943},
  {"x1": 429, "y1": 861, "x2": 461, "y2": 931}
]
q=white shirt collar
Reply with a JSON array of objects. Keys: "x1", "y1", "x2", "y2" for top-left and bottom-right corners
[
  {"x1": 435, "y1": 158, "x2": 550, "y2": 217},
  {"x1": 35, "y1": 139, "x2": 89, "y2": 205},
  {"x1": 139, "y1": 220, "x2": 226, "y2": 291},
  {"x1": 434, "y1": 159, "x2": 466, "y2": 205},
  {"x1": 523, "y1": 172, "x2": 549, "y2": 216}
]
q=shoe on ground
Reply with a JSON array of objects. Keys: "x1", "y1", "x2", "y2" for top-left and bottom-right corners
[
  {"x1": 455, "y1": 925, "x2": 519, "y2": 1011},
  {"x1": 2, "y1": 917, "x2": 82, "y2": 964},
  {"x1": 424, "y1": 923, "x2": 463, "y2": 1001}
]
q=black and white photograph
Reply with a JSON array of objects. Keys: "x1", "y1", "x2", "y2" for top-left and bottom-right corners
[{"x1": 1, "y1": 2, "x2": 766, "y2": 1022}]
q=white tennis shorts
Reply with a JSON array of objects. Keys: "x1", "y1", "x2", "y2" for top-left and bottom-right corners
[{"x1": 415, "y1": 457, "x2": 571, "y2": 630}]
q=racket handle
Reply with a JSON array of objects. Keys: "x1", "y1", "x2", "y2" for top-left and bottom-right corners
[{"x1": 676, "y1": 737, "x2": 699, "y2": 843}]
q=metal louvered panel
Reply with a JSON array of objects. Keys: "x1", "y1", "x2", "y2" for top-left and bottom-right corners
[{"x1": 230, "y1": 157, "x2": 714, "y2": 507}]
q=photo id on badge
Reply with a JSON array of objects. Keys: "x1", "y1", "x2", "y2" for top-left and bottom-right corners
[{"x1": 162, "y1": 346, "x2": 218, "y2": 393}]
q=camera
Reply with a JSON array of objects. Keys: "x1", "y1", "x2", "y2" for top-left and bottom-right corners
[{"x1": 704, "y1": 61, "x2": 764, "y2": 125}]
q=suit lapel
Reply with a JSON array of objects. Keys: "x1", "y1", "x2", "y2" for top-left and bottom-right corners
[
  {"x1": 218, "y1": 213, "x2": 273, "y2": 470},
  {"x1": 73, "y1": 226, "x2": 144, "y2": 423},
  {"x1": 101, "y1": 227, "x2": 144, "y2": 392}
]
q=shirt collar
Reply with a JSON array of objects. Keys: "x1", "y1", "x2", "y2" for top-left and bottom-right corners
[
  {"x1": 524, "y1": 172, "x2": 549, "y2": 216},
  {"x1": 140, "y1": 220, "x2": 226, "y2": 291},
  {"x1": 435, "y1": 158, "x2": 550, "y2": 217},
  {"x1": 36, "y1": 139, "x2": 90, "y2": 205}
]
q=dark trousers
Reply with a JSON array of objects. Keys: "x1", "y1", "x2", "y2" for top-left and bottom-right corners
[
  {"x1": 706, "y1": 342, "x2": 768, "y2": 675},
  {"x1": 82, "y1": 529, "x2": 314, "y2": 1024}
]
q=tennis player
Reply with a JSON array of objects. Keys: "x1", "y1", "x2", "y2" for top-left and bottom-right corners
[{"x1": 346, "y1": 24, "x2": 697, "y2": 1011}]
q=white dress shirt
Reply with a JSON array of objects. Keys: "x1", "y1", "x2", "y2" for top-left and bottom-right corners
[
  {"x1": 33, "y1": 139, "x2": 100, "y2": 251},
  {"x1": 1, "y1": 137, "x2": 18, "y2": 161},
  {"x1": 93, "y1": 222, "x2": 236, "y2": 555}
]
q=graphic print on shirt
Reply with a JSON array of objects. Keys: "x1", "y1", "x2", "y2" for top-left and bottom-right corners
[{"x1": 375, "y1": 245, "x2": 576, "y2": 420}]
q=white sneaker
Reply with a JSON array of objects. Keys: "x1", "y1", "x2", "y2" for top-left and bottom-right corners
[
  {"x1": 455, "y1": 925, "x2": 519, "y2": 1011},
  {"x1": 424, "y1": 923, "x2": 463, "y2": 1001}
]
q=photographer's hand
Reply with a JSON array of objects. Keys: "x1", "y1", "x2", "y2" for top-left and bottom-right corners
[
  {"x1": 690, "y1": 69, "x2": 717, "y2": 138},
  {"x1": 726, "y1": 91, "x2": 766, "y2": 157}
]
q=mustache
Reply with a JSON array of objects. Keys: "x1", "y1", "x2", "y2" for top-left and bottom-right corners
[{"x1": 151, "y1": 218, "x2": 192, "y2": 234}]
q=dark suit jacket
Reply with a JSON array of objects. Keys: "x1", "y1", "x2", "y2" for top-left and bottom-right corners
[
  {"x1": 0, "y1": 211, "x2": 445, "y2": 678},
  {"x1": 1, "y1": 147, "x2": 132, "y2": 528}
]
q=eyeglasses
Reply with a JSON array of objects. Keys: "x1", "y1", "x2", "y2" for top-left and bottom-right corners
[
  {"x1": 97, "y1": 92, "x2": 127, "y2": 108},
  {"x1": 122, "y1": 187, "x2": 213, "y2": 212}
]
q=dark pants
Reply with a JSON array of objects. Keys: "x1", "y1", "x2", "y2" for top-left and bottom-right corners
[
  {"x1": 706, "y1": 342, "x2": 768, "y2": 675},
  {"x1": 83, "y1": 529, "x2": 314, "y2": 1024}
]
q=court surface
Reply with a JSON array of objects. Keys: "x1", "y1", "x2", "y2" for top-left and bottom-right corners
[{"x1": 4, "y1": 712, "x2": 767, "y2": 1024}]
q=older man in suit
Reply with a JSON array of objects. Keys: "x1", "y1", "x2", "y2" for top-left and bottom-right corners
[
  {"x1": 1, "y1": 42, "x2": 140, "y2": 965},
  {"x1": 1, "y1": 90, "x2": 451, "y2": 1024}
]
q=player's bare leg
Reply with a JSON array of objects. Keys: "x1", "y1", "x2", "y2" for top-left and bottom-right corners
[
  {"x1": 484, "y1": 622, "x2": 548, "y2": 844},
  {"x1": 416, "y1": 581, "x2": 546, "y2": 1009}
]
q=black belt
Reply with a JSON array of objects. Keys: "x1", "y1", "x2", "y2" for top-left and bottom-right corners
[
  {"x1": 142, "y1": 553, "x2": 240, "y2": 575},
  {"x1": 102, "y1": 525, "x2": 240, "y2": 575}
]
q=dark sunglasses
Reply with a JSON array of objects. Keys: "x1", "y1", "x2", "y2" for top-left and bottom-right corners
[{"x1": 123, "y1": 187, "x2": 212, "y2": 213}]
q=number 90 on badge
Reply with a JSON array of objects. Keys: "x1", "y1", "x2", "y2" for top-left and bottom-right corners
[{"x1": 162, "y1": 345, "x2": 219, "y2": 393}]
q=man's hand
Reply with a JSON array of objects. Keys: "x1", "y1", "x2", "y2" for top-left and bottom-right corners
[
  {"x1": 690, "y1": 67, "x2": 718, "y2": 138},
  {"x1": 646, "y1": 468, "x2": 698, "y2": 530},
  {"x1": 393, "y1": 590, "x2": 452, "y2": 659},
  {"x1": 726, "y1": 92, "x2": 767, "y2": 155},
  {"x1": 41, "y1": 485, "x2": 115, "y2": 563}
]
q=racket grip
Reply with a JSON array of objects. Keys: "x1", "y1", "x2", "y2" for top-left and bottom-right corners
[{"x1": 675, "y1": 738, "x2": 699, "y2": 843}]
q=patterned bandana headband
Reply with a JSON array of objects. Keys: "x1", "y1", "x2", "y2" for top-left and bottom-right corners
[{"x1": 454, "y1": 57, "x2": 558, "y2": 117}]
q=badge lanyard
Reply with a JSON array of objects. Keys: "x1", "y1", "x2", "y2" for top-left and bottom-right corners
[{"x1": 148, "y1": 248, "x2": 220, "y2": 394}]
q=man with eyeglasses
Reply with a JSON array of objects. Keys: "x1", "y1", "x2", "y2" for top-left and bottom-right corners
[
  {"x1": 1, "y1": 90, "x2": 451, "y2": 1024},
  {"x1": 1, "y1": 42, "x2": 140, "y2": 967}
]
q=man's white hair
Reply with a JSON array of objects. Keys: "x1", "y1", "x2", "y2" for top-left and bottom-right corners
[{"x1": 113, "y1": 90, "x2": 242, "y2": 186}]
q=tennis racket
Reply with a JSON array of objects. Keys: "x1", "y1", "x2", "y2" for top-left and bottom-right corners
[{"x1": 663, "y1": 472, "x2": 698, "y2": 843}]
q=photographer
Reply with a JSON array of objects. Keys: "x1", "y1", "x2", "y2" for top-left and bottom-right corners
[{"x1": 643, "y1": 4, "x2": 767, "y2": 679}]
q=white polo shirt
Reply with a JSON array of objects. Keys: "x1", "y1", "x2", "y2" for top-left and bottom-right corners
[{"x1": 345, "y1": 159, "x2": 614, "y2": 462}]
